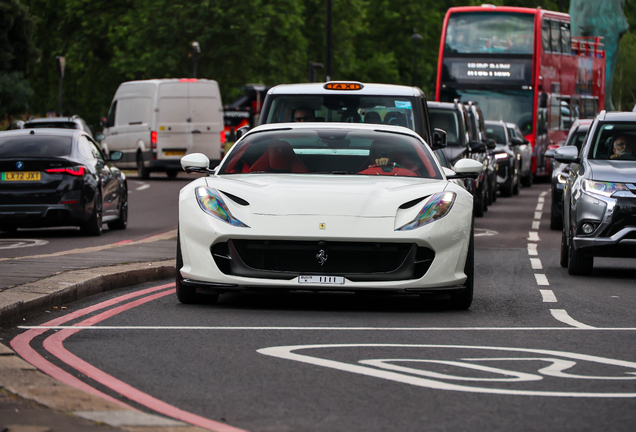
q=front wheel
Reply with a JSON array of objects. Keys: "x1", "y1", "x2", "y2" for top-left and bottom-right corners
[
  {"x1": 560, "y1": 228, "x2": 568, "y2": 268},
  {"x1": 108, "y1": 185, "x2": 128, "y2": 230},
  {"x1": 568, "y1": 240, "x2": 593, "y2": 276},
  {"x1": 449, "y1": 223, "x2": 474, "y2": 310},
  {"x1": 521, "y1": 171, "x2": 533, "y2": 187}
]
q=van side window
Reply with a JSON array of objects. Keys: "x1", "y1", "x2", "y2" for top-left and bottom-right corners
[{"x1": 107, "y1": 101, "x2": 117, "y2": 128}]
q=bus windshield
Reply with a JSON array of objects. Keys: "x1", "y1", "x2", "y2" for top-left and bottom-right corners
[
  {"x1": 440, "y1": 89, "x2": 534, "y2": 136},
  {"x1": 445, "y1": 12, "x2": 535, "y2": 55}
]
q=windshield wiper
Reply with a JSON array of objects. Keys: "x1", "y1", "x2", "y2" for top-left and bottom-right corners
[{"x1": 314, "y1": 171, "x2": 359, "y2": 175}]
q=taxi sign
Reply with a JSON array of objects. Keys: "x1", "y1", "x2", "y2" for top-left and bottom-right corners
[{"x1": 324, "y1": 82, "x2": 364, "y2": 91}]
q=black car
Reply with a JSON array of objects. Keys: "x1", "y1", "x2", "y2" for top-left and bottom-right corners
[
  {"x1": 504, "y1": 122, "x2": 533, "y2": 187},
  {"x1": 485, "y1": 120, "x2": 520, "y2": 198},
  {"x1": 556, "y1": 111, "x2": 636, "y2": 275},
  {"x1": 23, "y1": 115, "x2": 94, "y2": 139},
  {"x1": 0, "y1": 129, "x2": 127, "y2": 235},
  {"x1": 547, "y1": 119, "x2": 592, "y2": 230},
  {"x1": 466, "y1": 101, "x2": 498, "y2": 209},
  {"x1": 428, "y1": 100, "x2": 491, "y2": 217}
]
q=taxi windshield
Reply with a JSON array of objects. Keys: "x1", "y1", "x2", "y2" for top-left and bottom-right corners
[
  {"x1": 263, "y1": 95, "x2": 417, "y2": 132},
  {"x1": 219, "y1": 128, "x2": 442, "y2": 179}
]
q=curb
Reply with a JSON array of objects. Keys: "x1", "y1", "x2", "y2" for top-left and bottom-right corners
[{"x1": 0, "y1": 259, "x2": 176, "y2": 326}]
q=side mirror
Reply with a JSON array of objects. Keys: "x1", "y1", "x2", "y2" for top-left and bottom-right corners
[
  {"x1": 510, "y1": 137, "x2": 524, "y2": 146},
  {"x1": 447, "y1": 158, "x2": 484, "y2": 179},
  {"x1": 235, "y1": 125, "x2": 250, "y2": 141},
  {"x1": 181, "y1": 153, "x2": 214, "y2": 174},
  {"x1": 545, "y1": 149, "x2": 555, "y2": 159},
  {"x1": 431, "y1": 128, "x2": 447, "y2": 150},
  {"x1": 109, "y1": 150, "x2": 124, "y2": 161},
  {"x1": 485, "y1": 138, "x2": 496, "y2": 150},
  {"x1": 470, "y1": 141, "x2": 486, "y2": 153},
  {"x1": 553, "y1": 146, "x2": 580, "y2": 164}
]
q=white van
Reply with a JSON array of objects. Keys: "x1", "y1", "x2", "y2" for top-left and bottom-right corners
[{"x1": 101, "y1": 79, "x2": 224, "y2": 179}]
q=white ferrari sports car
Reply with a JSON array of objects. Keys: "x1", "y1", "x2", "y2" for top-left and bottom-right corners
[{"x1": 177, "y1": 123, "x2": 483, "y2": 309}]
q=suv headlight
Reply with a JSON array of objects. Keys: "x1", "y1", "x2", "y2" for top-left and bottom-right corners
[
  {"x1": 195, "y1": 187, "x2": 249, "y2": 227},
  {"x1": 556, "y1": 172, "x2": 569, "y2": 184},
  {"x1": 582, "y1": 180, "x2": 629, "y2": 197},
  {"x1": 396, "y1": 191, "x2": 456, "y2": 231}
]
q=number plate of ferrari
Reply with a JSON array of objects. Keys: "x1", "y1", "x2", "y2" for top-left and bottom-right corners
[
  {"x1": 1, "y1": 172, "x2": 41, "y2": 181},
  {"x1": 298, "y1": 276, "x2": 345, "y2": 285}
]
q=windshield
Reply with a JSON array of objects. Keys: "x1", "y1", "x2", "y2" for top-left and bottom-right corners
[
  {"x1": 429, "y1": 109, "x2": 460, "y2": 146},
  {"x1": 219, "y1": 128, "x2": 442, "y2": 179},
  {"x1": 0, "y1": 135, "x2": 73, "y2": 158},
  {"x1": 445, "y1": 12, "x2": 535, "y2": 55},
  {"x1": 263, "y1": 95, "x2": 417, "y2": 132},
  {"x1": 567, "y1": 129, "x2": 589, "y2": 151},
  {"x1": 588, "y1": 123, "x2": 636, "y2": 160},
  {"x1": 485, "y1": 124, "x2": 507, "y2": 144},
  {"x1": 440, "y1": 89, "x2": 534, "y2": 136}
]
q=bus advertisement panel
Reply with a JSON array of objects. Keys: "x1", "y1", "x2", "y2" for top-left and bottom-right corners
[{"x1": 436, "y1": 5, "x2": 605, "y2": 178}]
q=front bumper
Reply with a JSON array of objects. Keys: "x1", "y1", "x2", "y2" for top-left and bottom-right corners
[{"x1": 572, "y1": 192, "x2": 636, "y2": 258}]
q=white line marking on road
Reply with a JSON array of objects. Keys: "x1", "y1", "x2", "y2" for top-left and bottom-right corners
[
  {"x1": 538, "y1": 196, "x2": 545, "y2": 203},
  {"x1": 0, "y1": 239, "x2": 49, "y2": 250},
  {"x1": 528, "y1": 231, "x2": 540, "y2": 241},
  {"x1": 136, "y1": 184, "x2": 150, "y2": 191},
  {"x1": 22, "y1": 326, "x2": 634, "y2": 331},
  {"x1": 258, "y1": 344, "x2": 636, "y2": 397},
  {"x1": 536, "y1": 203, "x2": 544, "y2": 211},
  {"x1": 474, "y1": 228, "x2": 498, "y2": 237},
  {"x1": 530, "y1": 258, "x2": 543, "y2": 270},
  {"x1": 74, "y1": 410, "x2": 186, "y2": 427},
  {"x1": 535, "y1": 274, "x2": 550, "y2": 286},
  {"x1": 528, "y1": 243, "x2": 538, "y2": 256},
  {"x1": 551, "y1": 310, "x2": 595, "y2": 329},
  {"x1": 540, "y1": 290, "x2": 557, "y2": 302},
  {"x1": 540, "y1": 191, "x2": 549, "y2": 197},
  {"x1": 534, "y1": 211, "x2": 542, "y2": 220},
  {"x1": 532, "y1": 221, "x2": 541, "y2": 230}
]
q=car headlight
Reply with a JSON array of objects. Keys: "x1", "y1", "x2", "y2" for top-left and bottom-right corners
[
  {"x1": 556, "y1": 172, "x2": 569, "y2": 184},
  {"x1": 396, "y1": 191, "x2": 456, "y2": 231},
  {"x1": 494, "y1": 153, "x2": 509, "y2": 160},
  {"x1": 195, "y1": 187, "x2": 249, "y2": 227},
  {"x1": 582, "y1": 180, "x2": 629, "y2": 197}
]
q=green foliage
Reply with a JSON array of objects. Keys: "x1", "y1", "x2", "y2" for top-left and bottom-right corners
[
  {"x1": 14, "y1": 0, "x2": 636, "y2": 126},
  {"x1": 0, "y1": 0, "x2": 39, "y2": 72},
  {"x1": 0, "y1": 71, "x2": 34, "y2": 116}
]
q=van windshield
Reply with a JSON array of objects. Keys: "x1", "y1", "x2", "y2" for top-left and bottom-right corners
[{"x1": 263, "y1": 95, "x2": 418, "y2": 132}]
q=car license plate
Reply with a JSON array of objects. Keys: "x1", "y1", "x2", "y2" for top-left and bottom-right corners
[
  {"x1": 1, "y1": 171, "x2": 41, "y2": 181},
  {"x1": 298, "y1": 276, "x2": 344, "y2": 285},
  {"x1": 164, "y1": 150, "x2": 186, "y2": 156}
]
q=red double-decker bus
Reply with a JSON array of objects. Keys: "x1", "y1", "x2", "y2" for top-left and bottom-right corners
[{"x1": 435, "y1": 5, "x2": 605, "y2": 178}]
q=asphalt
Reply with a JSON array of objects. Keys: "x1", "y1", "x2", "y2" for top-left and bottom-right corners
[{"x1": 0, "y1": 231, "x2": 215, "y2": 432}]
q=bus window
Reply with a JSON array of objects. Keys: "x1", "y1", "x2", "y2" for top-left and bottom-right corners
[
  {"x1": 550, "y1": 21, "x2": 561, "y2": 53},
  {"x1": 542, "y1": 20, "x2": 551, "y2": 52},
  {"x1": 560, "y1": 22, "x2": 571, "y2": 55},
  {"x1": 560, "y1": 97, "x2": 572, "y2": 130}
]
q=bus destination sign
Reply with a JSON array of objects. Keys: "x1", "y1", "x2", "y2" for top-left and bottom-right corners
[{"x1": 444, "y1": 59, "x2": 532, "y2": 86}]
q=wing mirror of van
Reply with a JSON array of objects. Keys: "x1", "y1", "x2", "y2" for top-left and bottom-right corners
[
  {"x1": 235, "y1": 125, "x2": 250, "y2": 141},
  {"x1": 446, "y1": 158, "x2": 484, "y2": 179},
  {"x1": 109, "y1": 151, "x2": 124, "y2": 161},
  {"x1": 181, "y1": 153, "x2": 215, "y2": 174},
  {"x1": 431, "y1": 128, "x2": 447, "y2": 150},
  {"x1": 485, "y1": 138, "x2": 497, "y2": 150}
]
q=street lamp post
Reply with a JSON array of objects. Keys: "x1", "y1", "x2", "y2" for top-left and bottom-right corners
[
  {"x1": 56, "y1": 56, "x2": 65, "y2": 116},
  {"x1": 191, "y1": 41, "x2": 201, "y2": 78},
  {"x1": 410, "y1": 32, "x2": 423, "y2": 87}
]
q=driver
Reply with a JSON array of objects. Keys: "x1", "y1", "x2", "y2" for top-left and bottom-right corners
[{"x1": 611, "y1": 135, "x2": 635, "y2": 159}]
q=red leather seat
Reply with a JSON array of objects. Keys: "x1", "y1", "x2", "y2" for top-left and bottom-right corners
[{"x1": 248, "y1": 140, "x2": 309, "y2": 173}]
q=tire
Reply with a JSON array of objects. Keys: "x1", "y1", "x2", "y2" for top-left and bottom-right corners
[
  {"x1": 521, "y1": 172, "x2": 533, "y2": 187},
  {"x1": 512, "y1": 175, "x2": 520, "y2": 195},
  {"x1": 550, "y1": 205, "x2": 562, "y2": 231},
  {"x1": 176, "y1": 231, "x2": 219, "y2": 305},
  {"x1": 449, "y1": 222, "x2": 474, "y2": 310},
  {"x1": 80, "y1": 191, "x2": 103, "y2": 236},
  {"x1": 501, "y1": 176, "x2": 514, "y2": 198},
  {"x1": 108, "y1": 185, "x2": 128, "y2": 230},
  {"x1": 568, "y1": 239, "x2": 593, "y2": 276},
  {"x1": 491, "y1": 178, "x2": 497, "y2": 203},
  {"x1": 137, "y1": 152, "x2": 150, "y2": 180},
  {"x1": 166, "y1": 169, "x2": 179, "y2": 179},
  {"x1": 560, "y1": 228, "x2": 568, "y2": 268}
]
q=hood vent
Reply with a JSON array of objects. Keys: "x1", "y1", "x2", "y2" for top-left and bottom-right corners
[
  {"x1": 220, "y1": 190, "x2": 249, "y2": 206},
  {"x1": 399, "y1": 196, "x2": 428, "y2": 210}
]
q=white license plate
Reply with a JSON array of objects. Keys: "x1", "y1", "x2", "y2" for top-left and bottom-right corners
[{"x1": 298, "y1": 276, "x2": 344, "y2": 285}]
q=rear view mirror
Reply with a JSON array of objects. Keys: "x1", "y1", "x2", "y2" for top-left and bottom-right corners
[
  {"x1": 553, "y1": 146, "x2": 580, "y2": 164},
  {"x1": 510, "y1": 137, "x2": 524, "y2": 146},
  {"x1": 545, "y1": 149, "x2": 555, "y2": 158},
  {"x1": 181, "y1": 153, "x2": 214, "y2": 174},
  {"x1": 236, "y1": 125, "x2": 250, "y2": 141},
  {"x1": 470, "y1": 141, "x2": 486, "y2": 153},
  {"x1": 485, "y1": 138, "x2": 496, "y2": 150},
  {"x1": 431, "y1": 128, "x2": 447, "y2": 150}
]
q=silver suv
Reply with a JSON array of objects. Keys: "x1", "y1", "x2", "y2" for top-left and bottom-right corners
[{"x1": 23, "y1": 115, "x2": 93, "y2": 139}]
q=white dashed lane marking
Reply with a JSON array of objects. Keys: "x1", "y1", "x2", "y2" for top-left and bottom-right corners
[
  {"x1": 540, "y1": 290, "x2": 557, "y2": 302},
  {"x1": 530, "y1": 258, "x2": 543, "y2": 270},
  {"x1": 528, "y1": 243, "x2": 538, "y2": 256},
  {"x1": 528, "y1": 231, "x2": 540, "y2": 241},
  {"x1": 535, "y1": 274, "x2": 550, "y2": 286},
  {"x1": 551, "y1": 310, "x2": 595, "y2": 329}
]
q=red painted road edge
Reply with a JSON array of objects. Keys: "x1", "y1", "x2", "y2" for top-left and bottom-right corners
[{"x1": 12, "y1": 283, "x2": 250, "y2": 432}]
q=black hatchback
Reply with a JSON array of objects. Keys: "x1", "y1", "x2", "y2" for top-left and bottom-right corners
[{"x1": 0, "y1": 129, "x2": 127, "y2": 235}]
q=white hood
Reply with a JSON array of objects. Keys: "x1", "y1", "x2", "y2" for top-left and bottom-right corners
[{"x1": 206, "y1": 174, "x2": 448, "y2": 217}]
